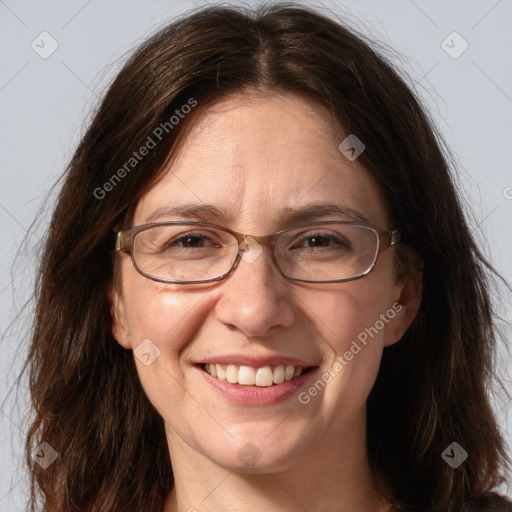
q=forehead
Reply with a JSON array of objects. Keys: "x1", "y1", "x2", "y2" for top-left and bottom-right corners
[{"x1": 134, "y1": 92, "x2": 390, "y2": 231}]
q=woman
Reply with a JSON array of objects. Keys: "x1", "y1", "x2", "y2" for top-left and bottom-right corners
[{"x1": 23, "y1": 4, "x2": 511, "y2": 511}]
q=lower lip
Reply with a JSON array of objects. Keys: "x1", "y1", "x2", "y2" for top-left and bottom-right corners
[{"x1": 196, "y1": 365, "x2": 319, "y2": 405}]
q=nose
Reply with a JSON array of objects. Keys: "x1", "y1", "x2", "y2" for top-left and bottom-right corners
[{"x1": 214, "y1": 242, "x2": 295, "y2": 337}]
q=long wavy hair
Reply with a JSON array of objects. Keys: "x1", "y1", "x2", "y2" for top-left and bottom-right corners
[{"x1": 21, "y1": 3, "x2": 511, "y2": 511}]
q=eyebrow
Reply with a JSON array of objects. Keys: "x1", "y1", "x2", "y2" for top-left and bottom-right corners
[{"x1": 144, "y1": 202, "x2": 370, "y2": 226}]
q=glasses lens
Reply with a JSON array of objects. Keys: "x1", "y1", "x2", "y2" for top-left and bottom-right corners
[
  {"x1": 275, "y1": 223, "x2": 379, "y2": 282},
  {"x1": 133, "y1": 224, "x2": 238, "y2": 282}
]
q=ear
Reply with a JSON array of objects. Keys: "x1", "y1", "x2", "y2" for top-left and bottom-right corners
[
  {"x1": 110, "y1": 285, "x2": 132, "y2": 349},
  {"x1": 383, "y1": 259, "x2": 423, "y2": 347}
]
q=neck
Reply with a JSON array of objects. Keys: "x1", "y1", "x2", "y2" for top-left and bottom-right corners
[{"x1": 163, "y1": 409, "x2": 391, "y2": 512}]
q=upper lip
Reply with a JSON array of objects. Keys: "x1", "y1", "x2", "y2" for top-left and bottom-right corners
[{"x1": 197, "y1": 354, "x2": 318, "y2": 367}]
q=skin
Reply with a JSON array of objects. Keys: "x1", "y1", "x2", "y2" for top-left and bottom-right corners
[{"x1": 111, "y1": 92, "x2": 421, "y2": 512}]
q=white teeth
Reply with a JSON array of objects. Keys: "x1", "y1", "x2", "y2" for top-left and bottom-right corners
[
  {"x1": 204, "y1": 363, "x2": 306, "y2": 386},
  {"x1": 226, "y1": 364, "x2": 239, "y2": 383},
  {"x1": 273, "y1": 365, "x2": 285, "y2": 384},
  {"x1": 216, "y1": 364, "x2": 226, "y2": 381},
  {"x1": 238, "y1": 365, "x2": 256, "y2": 385},
  {"x1": 255, "y1": 366, "x2": 273, "y2": 387}
]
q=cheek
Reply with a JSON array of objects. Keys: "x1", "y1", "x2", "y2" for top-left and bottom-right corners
[
  {"x1": 307, "y1": 277, "x2": 398, "y2": 351},
  {"x1": 311, "y1": 290, "x2": 389, "y2": 389},
  {"x1": 121, "y1": 269, "x2": 204, "y2": 363},
  {"x1": 298, "y1": 272, "x2": 399, "y2": 415},
  {"x1": 120, "y1": 277, "x2": 211, "y2": 416}
]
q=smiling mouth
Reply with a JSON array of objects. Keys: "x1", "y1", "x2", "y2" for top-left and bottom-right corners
[{"x1": 200, "y1": 363, "x2": 313, "y2": 387}]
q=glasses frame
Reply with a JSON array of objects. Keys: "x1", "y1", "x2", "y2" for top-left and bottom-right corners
[{"x1": 113, "y1": 220, "x2": 400, "y2": 284}]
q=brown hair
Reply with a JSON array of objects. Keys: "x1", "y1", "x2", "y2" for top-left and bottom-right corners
[{"x1": 20, "y1": 3, "x2": 511, "y2": 511}]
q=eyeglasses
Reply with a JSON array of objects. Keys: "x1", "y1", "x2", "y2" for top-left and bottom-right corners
[{"x1": 113, "y1": 221, "x2": 400, "y2": 284}]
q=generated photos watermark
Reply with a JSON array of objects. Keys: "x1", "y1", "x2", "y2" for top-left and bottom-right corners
[
  {"x1": 134, "y1": 338, "x2": 161, "y2": 366},
  {"x1": 93, "y1": 97, "x2": 197, "y2": 200},
  {"x1": 338, "y1": 134, "x2": 365, "y2": 161},
  {"x1": 31, "y1": 31, "x2": 59, "y2": 59},
  {"x1": 441, "y1": 31, "x2": 469, "y2": 60},
  {"x1": 237, "y1": 441, "x2": 263, "y2": 468},
  {"x1": 441, "y1": 442, "x2": 468, "y2": 469},
  {"x1": 32, "y1": 441, "x2": 59, "y2": 469},
  {"x1": 297, "y1": 302, "x2": 402, "y2": 405}
]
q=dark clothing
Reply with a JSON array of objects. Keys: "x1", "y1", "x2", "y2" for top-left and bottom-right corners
[{"x1": 391, "y1": 493, "x2": 512, "y2": 511}]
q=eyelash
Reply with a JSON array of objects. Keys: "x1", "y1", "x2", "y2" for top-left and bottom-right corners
[{"x1": 167, "y1": 231, "x2": 350, "y2": 250}]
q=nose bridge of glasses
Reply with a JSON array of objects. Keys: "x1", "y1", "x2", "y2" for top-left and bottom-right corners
[
  {"x1": 230, "y1": 231, "x2": 281, "y2": 275},
  {"x1": 231, "y1": 230, "x2": 274, "y2": 249},
  {"x1": 235, "y1": 233, "x2": 268, "y2": 257}
]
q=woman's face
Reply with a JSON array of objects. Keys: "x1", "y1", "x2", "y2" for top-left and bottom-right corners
[{"x1": 112, "y1": 92, "x2": 418, "y2": 473}]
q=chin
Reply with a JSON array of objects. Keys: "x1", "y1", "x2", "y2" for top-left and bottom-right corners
[{"x1": 203, "y1": 435, "x2": 307, "y2": 474}]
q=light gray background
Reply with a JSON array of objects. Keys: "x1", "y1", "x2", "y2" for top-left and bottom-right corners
[{"x1": 1, "y1": 0, "x2": 511, "y2": 509}]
